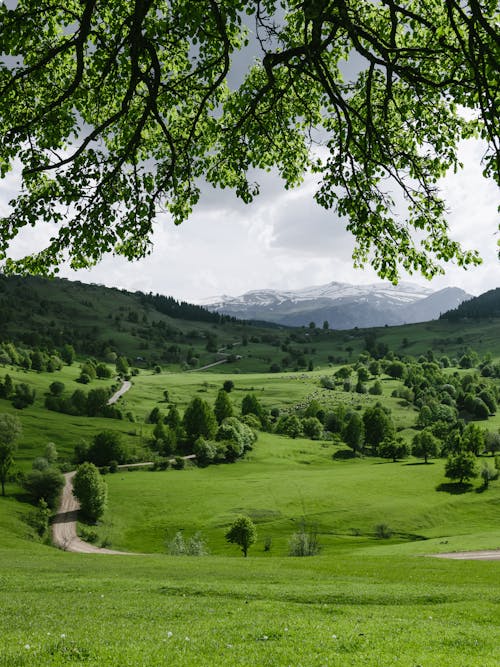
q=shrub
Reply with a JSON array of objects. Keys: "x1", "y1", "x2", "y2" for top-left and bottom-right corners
[
  {"x1": 288, "y1": 524, "x2": 321, "y2": 556},
  {"x1": 374, "y1": 523, "x2": 393, "y2": 539},
  {"x1": 172, "y1": 456, "x2": 186, "y2": 470},
  {"x1": 23, "y1": 467, "x2": 65, "y2": 508},
  {"x1": 167, "y1": 531, "x2": 208, "y2": 556}
]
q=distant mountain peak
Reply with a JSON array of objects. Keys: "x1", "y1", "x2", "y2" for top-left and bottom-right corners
[{"x1": 200, "y1": 280, "x2": 472, "y2": 329}]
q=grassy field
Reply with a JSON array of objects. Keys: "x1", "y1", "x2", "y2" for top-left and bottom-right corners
[
  {"x1": 0, "y1": 495, "x2": 499, "y2": 666},
  {"x1": 1, "y1": 346, "x2": 500, "y2": 665}
]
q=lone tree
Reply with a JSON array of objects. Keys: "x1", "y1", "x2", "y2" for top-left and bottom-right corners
[
  {"x1": 73, "y1": 462, "x2": 108, "y2": 523},
  {"x1": 0, "y1": 2, "x2": 496, "y2": 276},
  {"x1": 225, "y1": 515, "x2": 257, "y2": 557},
  {"x1": 445, "y1": 452, "x2": 478, "y2": 485},
  {"x1": 0, "y1": 413, "x2": 22, "y2": 496}
]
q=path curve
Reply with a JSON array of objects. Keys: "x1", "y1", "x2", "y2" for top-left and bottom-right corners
[
  {"x1": 52, "y1": 471, "x2": 137, "y2": 554},
  {"x1": 52, "y1": 458, "x2": 196, "y2": 554},
  {"x1": 107, "y1": 379, "x2": 132, "y2": 405},
  {"x1": 431, "y1": 549, "x2": 500, "y2": 560}
]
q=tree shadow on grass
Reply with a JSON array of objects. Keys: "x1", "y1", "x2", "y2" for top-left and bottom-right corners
[
  {"x1": 332, "y1": 449, "x2": 358, "y2": 461},
  {"x1": 435, "y1": 482, "x2": 473, "y2": 495},
  {"x1": 403, "y1": 461, "x2": 435, "y2": 466}
]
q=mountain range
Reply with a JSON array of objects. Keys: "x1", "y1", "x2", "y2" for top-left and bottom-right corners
[{"x1": 200, "y1": 281, "x2": 472, "y2": 329}]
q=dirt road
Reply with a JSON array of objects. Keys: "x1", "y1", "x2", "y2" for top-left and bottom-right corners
[
  {"x1": 51, "y1": 472, "x2": 137, "y2": 554},
  {"x1": 107, "y1": 380, "x2": 132, "y2": 405},
  {"x1": 432, "y1": 549, "x2": 500, "y2": 560}
]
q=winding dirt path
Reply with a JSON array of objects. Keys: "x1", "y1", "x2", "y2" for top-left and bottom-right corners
[
  {"x1": 51, "y1": 471, "x2": 138, "y2": 554},
  {"x1": 52, "y1": 458, "x2": 196, "y2": 554},
  {"x1": 107, "y1": 380, "x2": 132, "y2": 405}
]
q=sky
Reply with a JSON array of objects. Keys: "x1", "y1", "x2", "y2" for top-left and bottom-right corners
[{"x1": 3, "y1": 134, "x2": 498, "y2": 304}]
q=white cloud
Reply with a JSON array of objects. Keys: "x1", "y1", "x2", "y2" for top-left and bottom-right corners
[{"x1": 1, "y1": 138, "x2": 498, "y2": 302}]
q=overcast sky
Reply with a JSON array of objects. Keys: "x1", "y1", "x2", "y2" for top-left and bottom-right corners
[{"x1": 3, "y1": 134, "x2": 498, "y2": 304}]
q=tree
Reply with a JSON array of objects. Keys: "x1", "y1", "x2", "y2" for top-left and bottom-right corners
[
  {"x1": 116, "y1": 356, "x2": 130, "y2": 376},
  {"x1": 23, "y1": 467, "x2": 65, "y2": 508},
  {"x1": 461, "y1": 423, "x2": 486, "y2": 456},
  {"x1": 88, "y1": 431, "x2": 127, "y2": 467},
  {"x1": 363, "y1": 404, "x2": 395, "y2": 448},
  {"x1": 49, "y1": 381, "x2": 65, "y2": 396},
  {"x1": 73, "y1": 462, "x2": 108, "y2": 522},
  {"x1": 412, "y1": 429, "x2": 440, "y2": 464},
  {"x1": 445, "y1": 452, "x2": 478, "y2": 484},
  {"x1": 302, "y1": 416, "x2": 323, "y2": 440},
  {"x1": 0, "y1": 3, "x2": 495, "y2": 277},
  {"x1": 378, "y1": 437, "x2": 410, "y2": 463},
  {"x1": 222, "y1": 380, "x2": 234, "y2": 393},
  {"x1": 214, "y1": 389, "x2": 233, "y2": 424},
  {"x1": 225, "y1": 515, "x2": 257, "y2": 557},
  {"x1": 0, "y1": 413, "x2": 22, "y2": 496},
  {"x1": 183, "y1": 397, "x2": 217, "y2": 442},
  {"x1": 342, "y1": 413, "x2": 364, "y2": 455}
]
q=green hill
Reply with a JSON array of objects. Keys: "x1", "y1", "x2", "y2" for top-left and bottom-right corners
[{"x1": 441, "y1": 287, "x2": 500, "y2": 320}]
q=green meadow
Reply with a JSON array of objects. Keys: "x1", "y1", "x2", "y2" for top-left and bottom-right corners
[{"x1": 1, "y1": 309, "x2": 500, "y2": 665}]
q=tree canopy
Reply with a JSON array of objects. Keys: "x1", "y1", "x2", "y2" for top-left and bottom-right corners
[{"x1": 0, "y1": 1, "x2": 498, "y2": 278}]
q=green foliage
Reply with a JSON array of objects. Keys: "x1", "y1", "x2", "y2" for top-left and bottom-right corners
[
  {"x1": 26, "y1": 498, "x2": 51, "y2": 538},
  {"x1": 301, "y1": 416, "x2": 323, "y2": 440},
  {"x1": 374, "y1": 523, "x2": 393, "y2": 539},
  {"x1": 73, "y1": 462, "x2": 108, "y2": 522},
  {"x1": 342, "y1": 413, "x2": 365, "y2": 455},
  {"x1": 214, "y1": 389, "x2": 233, "y2": 424},
  {"x1": 183, "y1": 397, "x2": 217, "y2": 442},
  {"x1": 445, "y1": 452, "x2": 478, "y2": 484},
  {"x1": 23, "y1": 466, "x2": 64, "y2": 508},
  {"x1": 225, "y1": 515, "x2": 257, "y2": 557},
  {"x1": 363, "y1": 403, "x2": 395, "y2": 448},
  {"x1": 86, "y1": 431, "x2": 128, "y2": 467},
  {"x1": 378, "y1": 437, "x2": 411, "y2": 463},
  {"x1": 412, "y1": 429, "x2": 441, "y2": 464},
  {"x1": 0, "y1": 413, "x2": 22, "y2": 495}
]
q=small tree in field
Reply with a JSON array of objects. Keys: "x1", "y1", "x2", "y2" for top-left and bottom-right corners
[
  {"x1": 73, "y1": 462, "x2": 108, "y2": 522},
  {"x1": 445, "y1": 452, "x2": 478, "y2": 485},
  {"x1": 225, "y1": 515, "x2": 257, "y2": 557}
]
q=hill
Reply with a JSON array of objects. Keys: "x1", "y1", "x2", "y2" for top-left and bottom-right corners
[{"x1": 441, "y1": 287, "x2": 500, "y2": 320}]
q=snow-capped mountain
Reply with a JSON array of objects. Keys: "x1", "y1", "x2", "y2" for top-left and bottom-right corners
[{"x1": 200, "y1": 281, "x2": 471, "y2": 329}]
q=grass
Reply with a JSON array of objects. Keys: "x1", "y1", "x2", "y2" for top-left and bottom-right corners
[
  {"x1": 1, "y1": 351, "x2": 499, "y2": 665},
  {"x1": 0, "y1": 512, "x2": 499, "y2": 666}
]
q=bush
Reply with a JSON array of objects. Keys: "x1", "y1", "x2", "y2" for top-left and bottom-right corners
[
  {"x1": 167, "y1": 531, "x2": 208, "y2": 556},
  {"x1": 23, "y1": 467, "x2": 65, "y2": 509},
  {"x1": 374, "y1": 523, "x2": 393, "y2": 539},
  {"x1": 172, "y1": 456, "x2": 186, "y2": 470},
  {"x1": 288, "y1": 525, "x2": 321, "y2": 556},
  {"x1": 26, "y1": 499, "x2": 51, "y2": 538}
]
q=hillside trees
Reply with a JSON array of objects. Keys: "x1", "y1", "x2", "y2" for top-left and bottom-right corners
[
  {"x1": 445, "y1": 452, "x2": 478, "y2": 484},
  {"x1": 0, "y1": 413, "x2": 22, "y2": 496},
  {"x1": 0, "y1": 2, "x2": 497, "y2": 277},
  {"x1": 183, "y1": 397, "x2": 217, "y2": 442},
  {"x1": 73, "y1": 463, "x2": 108, "y2": 522},
  {"x1": 412, "y1": 430, "x2": 440, "y2": 464},
  {"x1": 23, "y1": 466, "x2": 65, "y2": 508}
]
